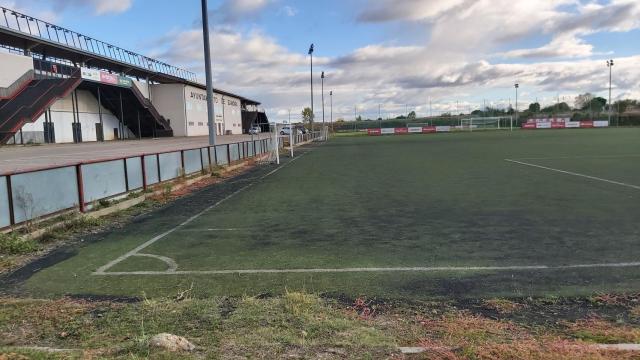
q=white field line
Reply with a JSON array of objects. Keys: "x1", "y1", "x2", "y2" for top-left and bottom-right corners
[
  {"x1": 514, "y1": 154, "x2": 640, "y2": 161},
  {"x1": 505, "y1": 159, "x2": 640, "y2": 190},
  {"x1": 93, "y1": 261, "x2": 640, "y2": 276},
  {"x1": 93, "y1": 151, "x2": 309, "y2": 275},
  {"x1": 133, "y1": 253, "x2": 178, "y2": 272},
  {"x1": 178, "y1": 228, "x2": 245, "y2": 232}
]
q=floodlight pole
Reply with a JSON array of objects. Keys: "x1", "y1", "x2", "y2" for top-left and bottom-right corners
[
  {"x1": 308, "y1": 44, "x2": 314, "y2": 133},
  {"x1": 378, "y1": 104, "x2": 381, "y2": 129},
  {"x1": 514, "y1": 83, "x2": 519, "y2": 127},
  {"x1": 321, "y1": 71, "x2": 325, "y2": 141},
  {"x1": 330, "y1": 90, "x2": 333, "y2": 135},
  {"x1": 201, "y1": 0, "x2": 216, "y2": 146},
  {"x1": 607, "y1": 59, "x2": 614, "y2": 125}
]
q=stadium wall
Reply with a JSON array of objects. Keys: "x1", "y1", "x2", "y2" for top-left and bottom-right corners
[
  {"x1": 0, "y1": 51, "x2": 33, "y2": 88},
  {"x1": 150, "y1": 84, "x2": 243, "y2": 137}
]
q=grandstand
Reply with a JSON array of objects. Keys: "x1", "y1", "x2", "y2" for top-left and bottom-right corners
[{"x1": 0, "y1": 6, "x2": 266, "y2": 145}]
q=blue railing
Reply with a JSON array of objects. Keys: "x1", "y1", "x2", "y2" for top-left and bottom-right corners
[{"x1": 0, "y1": 6, "x2": 197, "y2": 82}]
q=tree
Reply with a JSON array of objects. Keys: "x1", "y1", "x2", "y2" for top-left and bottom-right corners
[
  {"x1": 528, "y1": 102, "x2": 541, "y2": 113},
  {"x1": 407, "y1": 111, "x2": 417, "y2": 120},
  {"x1": 589, "y1": 97, "x2": 607, "y2": 113},
  {"x1": 356, "y1": 115, "x2": 362, "y2": 121},
  {"x1": 302, "y1": 107, "x2": 314, "y2": 124},
  {"x1": 541, "y1": 102, "x2": 571, "y2": 113},
  {"x1": 613, "y1": 99, "x2": 638, "y2": 114}
]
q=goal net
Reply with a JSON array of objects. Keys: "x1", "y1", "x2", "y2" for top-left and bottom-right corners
[{"x1": 459, "y1": 117, "x2": 512, "y2": 131}]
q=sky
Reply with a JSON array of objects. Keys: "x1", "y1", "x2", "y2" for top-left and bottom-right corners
[{"x1": 1, "y1": 0, "x2": 639, "y2": 121}]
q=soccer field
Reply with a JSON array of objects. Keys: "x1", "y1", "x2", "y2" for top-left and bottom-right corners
[{"x1": 12, "y1": 128, "x2": 640, "y2": 299}]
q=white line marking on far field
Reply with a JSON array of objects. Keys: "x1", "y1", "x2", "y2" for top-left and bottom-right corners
[
  {"x1": 505, "y1": 159, "x2": 640, "y2": 190},
  {"x1": 93, "y1": 261, "x2": 640, "y2": 276}
]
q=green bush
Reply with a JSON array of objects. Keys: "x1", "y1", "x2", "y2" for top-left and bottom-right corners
[{"x1": 0, "y1": 233, "x2": 39, "y2": 255}]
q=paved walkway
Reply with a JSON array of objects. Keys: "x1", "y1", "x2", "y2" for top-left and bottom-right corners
[{"x1": 0, "y1": 134, "x2": 270, "y2": 174}]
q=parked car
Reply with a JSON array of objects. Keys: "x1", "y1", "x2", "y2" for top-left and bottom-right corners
[
  {"x1": 249, "y1": 126, "x2": 261, "y2": 135},
  {"x1": 280, "y1": 126, "x2": 292, "y2": 135}
]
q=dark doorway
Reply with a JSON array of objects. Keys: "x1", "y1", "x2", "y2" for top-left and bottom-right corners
[
  {"x1": 72, "y1": 123, "x2": 82, "y2": 143},
  {"x1": 43, "y1": 122, "x2": 56, "y2": 143},
  {"x1": 95, "y1": 123, "x2": 104, "y2": 142},
  {"x1": 113, "y1": 128, "x2": 119, "y2": 140}
]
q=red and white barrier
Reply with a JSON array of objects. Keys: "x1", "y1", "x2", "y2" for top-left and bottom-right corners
[{"x1": 521, "y1": 120, "x2": 609, "y2": 130}]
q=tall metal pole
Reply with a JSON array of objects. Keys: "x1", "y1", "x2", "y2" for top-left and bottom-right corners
[
  {"x1": 515, "y1": 83, "x2": 519, "y2": 126},
  {"x1": 607, "y1": 59, "x2": 614, "y2": 125},
  {"x1": 201, "y1": 0, "x2": 216, "y2": 146},
  {"x1": 321, "y1": 71, "x2": 325, "y2": 140},
  {"x1": 309, "y1": 44, "x2": 314, "y2": 133},
  {"x1": 330, "y1": 90, "x2": 333, "y2": 134},
  {"x1": 378, "y1": 104, "x2": 381, "y2": 129}
]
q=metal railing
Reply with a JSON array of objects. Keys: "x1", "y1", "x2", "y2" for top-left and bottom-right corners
[
  {"x1": 0, "y1": 138, "x2": 273, "y2": 229},
  {"x1": 0, "y1": 6, "x2": 197, "y2": 82}
]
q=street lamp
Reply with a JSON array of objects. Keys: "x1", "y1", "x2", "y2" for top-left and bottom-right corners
[
  {"x1": 308, "y1": 44, "x2": 314, "y2": 132},
  {"x1": 321, "y1": 71, "x2": 325, "y2": 140},
  {"x1": 514, "y1": 83, "x2": 519, "y2": 126},
  {"x1": 201, "y1": 0, "x2": 216, "y2": 146},
  {"x1": 607, "y1": 59, "x2": 614, "y2": 125}
]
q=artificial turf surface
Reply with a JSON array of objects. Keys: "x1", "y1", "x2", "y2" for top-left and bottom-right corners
[{"x1": 5, "y1": 128, "x2": 640, "y2": 299}]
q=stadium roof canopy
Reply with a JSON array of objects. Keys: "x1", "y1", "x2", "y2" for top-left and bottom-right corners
[{"x1": 0, "y1": 6, "x2": 261, "y2": 105}]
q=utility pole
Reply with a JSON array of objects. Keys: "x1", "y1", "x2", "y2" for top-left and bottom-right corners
[
  {"x1": 354, "y1": 105, "x2": 357, "y2": 132},
  {"x1": 378, "y1": 104, "x2": 381, "y2": 128},
  {"x1": 201, "y1": 0, "x2": 216, "y2": 146}
]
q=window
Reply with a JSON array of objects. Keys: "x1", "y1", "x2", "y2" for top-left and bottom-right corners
[
  {"x1": 188, "y1": 122, "x2": 195, "y2": 126},
  {"x1": 198, "y1": 122, "x2": 204, "y2": 126}
]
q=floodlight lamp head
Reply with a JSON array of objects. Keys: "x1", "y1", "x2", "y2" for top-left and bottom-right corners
[
  {"x1": 321, "y1": 71, "x2": 325, "y2": 78},
  {"x1": 515, "y1": 83, "x2": 519, "y2": 88},
  {"x1": 308, "y1": 44, "x2": 314, "y2": 55}
]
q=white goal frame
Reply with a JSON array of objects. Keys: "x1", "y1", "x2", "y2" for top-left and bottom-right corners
[{"x1": 460, "y1": 117, "x2": 513, "y2": 131}]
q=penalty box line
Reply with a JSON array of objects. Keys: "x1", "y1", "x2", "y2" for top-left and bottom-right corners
[
  {"x1": 505, "y1": 159, "x2": 640, "y2": 191},
  {"x1": 93, "y1": 261, "x2": 640, "y2": 276},
  {"x1": 94, "y1": 151, "x2": 310, "y2": 275}
]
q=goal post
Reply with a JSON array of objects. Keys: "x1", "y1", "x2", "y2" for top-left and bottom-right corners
[{"x1": 459, "y1": 117, "x2": 513, "y2": 131}]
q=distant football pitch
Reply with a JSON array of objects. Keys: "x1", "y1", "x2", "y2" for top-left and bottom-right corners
[{"x1": 11, "y1": 128, "x2": 640, "y2": 299}]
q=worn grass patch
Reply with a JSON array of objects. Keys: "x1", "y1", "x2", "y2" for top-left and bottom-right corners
[
  {"x1": 3, "y1": 293, "x2": 640, "y2": 359},
  {"x1": 0, "y1": 233, "x2": 39, "y2": 255},
  {"x1": 564, "y1": 317, "x2": 640, "y2": 344}
]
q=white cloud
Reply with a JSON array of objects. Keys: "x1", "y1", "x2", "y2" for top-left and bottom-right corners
[
  {"x1": 280, "y1": 6, "x2": 297, "y2": 17},
  {"x1": 90, "y1": 0, "x2": 132, "y2": 15},
  {"x1": 502, "y1": 34, "x2": 594, "y2": 59},
  {"x1": 356, "y1": 0, "x2": 640, "y2": 61},
  {"x1": 0, "y1": 0, "x2": 132, "y2": 18},
  {"x1": 142, "y1": 0, "x2": 640, "y2": 120}
]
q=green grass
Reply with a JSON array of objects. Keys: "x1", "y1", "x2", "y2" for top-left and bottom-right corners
[{"x1": 11, "y1": 128, "x2": 640, "y2": 299}]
